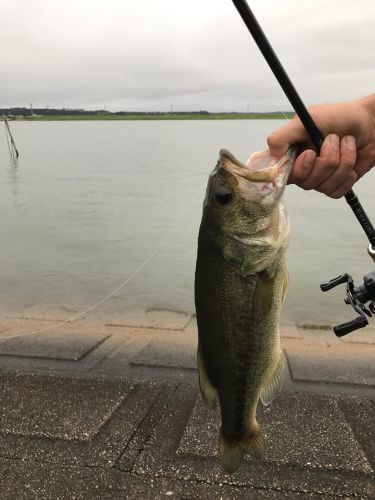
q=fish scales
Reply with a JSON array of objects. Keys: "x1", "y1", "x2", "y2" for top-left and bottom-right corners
[
  {"x1": 195, "y1": 148, "x2": 294, "y2": 474},
  {"x1": 196, "y1": 231, "x2": 286, "y2": 431}
]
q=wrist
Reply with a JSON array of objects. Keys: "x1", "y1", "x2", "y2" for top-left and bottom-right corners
[
  {"x1": 358, "y1": 94, "x2": 375, "y2": 170},
  {"x1": 358, "y1": 94, "x2": 375, "y2": 118}
]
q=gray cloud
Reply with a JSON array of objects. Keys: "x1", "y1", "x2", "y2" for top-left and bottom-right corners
[{"x1": 1, "y1": 0, "x2": 374, "y2": 111}]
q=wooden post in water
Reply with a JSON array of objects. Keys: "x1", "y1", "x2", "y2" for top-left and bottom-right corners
[{"x1": 2, "y1": 114, "x2": 19, "y2": 159}]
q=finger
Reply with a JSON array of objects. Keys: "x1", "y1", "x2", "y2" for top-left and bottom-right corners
[
  {"x1": 299, "y1": 134, "x2": 340, "y2": 190},
  {"x1": 329, "y1": 170, "x2": 358, "y2": 199},
  {"x1": 288, "y1": 149, "x2": 316, "y2": 185},
  {"x1": 267, "y1": 118, "x2": 311, "y2": 159},
  {"x1": 315, "y1": 135, "x2": 357, "y2": 196}
]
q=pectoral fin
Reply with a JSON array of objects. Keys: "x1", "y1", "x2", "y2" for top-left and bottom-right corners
[
  {"x1": 281, "y1": 272, "x2": 289, "y2": 303},
  {"x1": 260, "y1": 354, "x2": 285, "y2": 406}
]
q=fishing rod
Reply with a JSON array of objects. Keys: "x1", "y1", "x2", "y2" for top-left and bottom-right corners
[{"x1": 232, "y1": 0, "x2": 375, "y2": 336}]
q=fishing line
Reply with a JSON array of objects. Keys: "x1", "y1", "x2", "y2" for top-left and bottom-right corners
[{"x1": 0, "y1": 182, "x2": 205, "y2": 339}]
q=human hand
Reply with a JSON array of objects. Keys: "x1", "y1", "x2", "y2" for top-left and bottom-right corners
[{"x1": 267, "y1": 95, "x2": 375, "y2": 198}]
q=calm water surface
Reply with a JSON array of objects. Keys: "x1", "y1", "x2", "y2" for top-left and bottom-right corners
[{"x1": 0, "y1": 120, "x2": 374, "y2": 324}]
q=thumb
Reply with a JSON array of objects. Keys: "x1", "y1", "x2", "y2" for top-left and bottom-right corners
[{"x1": 267, "y1": 118, "x2": 312, "y2": 159}]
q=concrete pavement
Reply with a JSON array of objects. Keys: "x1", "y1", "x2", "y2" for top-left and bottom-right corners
[{"x1": 0, "y1": 305, "x2": 373, "y2": 499}]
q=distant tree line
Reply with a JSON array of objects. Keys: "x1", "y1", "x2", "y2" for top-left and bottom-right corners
[
  {"x1": 0, "y1": 108, "x2": 212, "y2": 117},
  {"x1": 1, "y1": 108, "x2": 110, "y2": 116}
]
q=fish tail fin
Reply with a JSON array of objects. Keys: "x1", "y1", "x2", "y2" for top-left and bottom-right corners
[
  {"x1": 197, "y1": 344, "x2": 218, "y2": 409},
  {"x1": 219, "y1": 431, "x2": 244, "y2": 475},
  {"x1": 241, "y1": 421, "x2": 265, "y2": 460},
  {"x1": 260, "y1": 352, "x2": 285, "y2": 406},
  {"x1": 219, "y1": 422, "x2": 264, "y2": 474}
]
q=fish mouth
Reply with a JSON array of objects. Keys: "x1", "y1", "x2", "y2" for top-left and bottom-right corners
[{"x1": 219, "y1": 148, "x2": 296, "y2": 184}]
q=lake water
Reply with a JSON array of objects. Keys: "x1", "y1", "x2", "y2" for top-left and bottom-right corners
[{"x1": 0, "y1": 119, "x2": 374, "y2": 326}]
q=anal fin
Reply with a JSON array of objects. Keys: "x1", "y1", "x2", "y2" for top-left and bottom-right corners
[
  {"x1": 260, "y1": 353, "x2": 285, "y2": 406},
  {"x1": 197, "y1": 344, "x2": 218, "y2": 409}
]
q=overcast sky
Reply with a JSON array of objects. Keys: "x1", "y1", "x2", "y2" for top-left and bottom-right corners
[{"x1": 1, "y1": 0, "x2": 374, "y2": 112}]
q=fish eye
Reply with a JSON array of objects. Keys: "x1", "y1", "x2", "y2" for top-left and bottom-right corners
[{"x1": 215, "y1": 186, "x2": 233, "y2": 205}]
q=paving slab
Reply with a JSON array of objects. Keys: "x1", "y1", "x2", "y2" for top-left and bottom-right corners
[
  {"x1": 341, "y1": 327, "x2": 375, "y2": 344},
  {"x1": 0, "y1": 374, "x2": 126, "y2": 440},
  {"x1": 0, "y1": 372, "x2": 373, "y2": 498},
  {"x1": 284, "y1": 338, "x2": 375, "y2": 386},
  {"x1": 0, "y1": 298, "x2": 36, "y2": 317},
  {"x1": 136, "y1": 386, "x2": 374, "y2": 498},
  {"x1": 178, "y1": 394, "x2": 372, "y2": 474},
  {"x1": 107, "y1": 308, "x2": 192, "y2": 331},
  {"x1": 0, "y1": 461, "x2": 10, "y2": 481},
  {"x1": 297, "y1": 327, "x2": 335, "y2": 343},
  {"x1": 0, "y1": 318, "x2": 58, "y2": 340},
  {"x1": 0, "y1": 319, "x2": 132, "y2": 376},
  {"x1": 5, "y1": 303, "x2": 84, "y2": 322},
  {"x1": 0, "y1": 461, "x2": 329, "y2": 500},
  {"x1": 132, "y1": 336, "x2": 196, "y2": 370},
  {"x1": 0, "y1": 322, "x2": 10, "y2": 335},
  {"x1": 183, "y1": 314, "x2": 198, "y2": 335},
  {"x1": 279, "y1": 311, "x2": 297, "y2": 326},
  {"x1": 338, "y1": 397, "x2": 375, "y2": 469},
  {"x1": 0, "y1": 376, "x2": 166, "y2": 468},
  {"x1": 0, "y1": 329, "x2": 111, "y2": 361},
  {"x1": 184, "y1": 315, "x2": 301, "y2": 339},
  {"x1": 117, "y1": 383, "x2": 177, "y2": 471},
  {"x1": 93, "y1": 327, "x2": 156, "y2": 375},
  {"x1": 280, "y1": 324, "x2": 301, "y2": 339}
]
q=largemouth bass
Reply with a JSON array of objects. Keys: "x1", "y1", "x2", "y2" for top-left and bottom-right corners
[{"x1": 194, "y1": 147, "x2": 295, "y2": 474}]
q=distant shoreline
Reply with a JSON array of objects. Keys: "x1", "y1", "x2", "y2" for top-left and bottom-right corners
[{"x1": 2, "y1": 112, "x2": 295, "y2": 121}]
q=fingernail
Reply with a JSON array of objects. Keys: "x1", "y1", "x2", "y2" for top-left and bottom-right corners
[
  {"x1": 303, "y1": 149, "x2": 316, "y2": 168},
  {"x1": 328, "y1": 134, "x2": 340, "y2": 150},
  {"x1": 344, "y1": 135, "x2": 356, "y2": 151}
]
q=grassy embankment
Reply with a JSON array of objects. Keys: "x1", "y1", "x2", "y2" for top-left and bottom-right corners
[{"x1": 25, "y1": 113, "x2": 295, "y2": 121}]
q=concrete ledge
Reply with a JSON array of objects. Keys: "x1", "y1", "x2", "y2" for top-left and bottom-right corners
[
  {"x1": 4, "y1": 303, "x2": 84, "y2": 322},
  {"x1": 106, "y1": 308, "x2": 192, "y2": 331},
  {"x1": 0, "y1": 329, "x2": 110, "y2": 361},
  {"x1": 132, "y1": 337, "x2": 197, "y2": 370},
  {"x1": 284, "y1": 338, "x2": 375, "y2": 386}
]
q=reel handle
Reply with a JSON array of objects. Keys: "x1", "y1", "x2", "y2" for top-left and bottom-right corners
[
  {"x1": 333, "y1": 316, "x2": 368, "y2": 337},
  {"x1": 320, "y1": 274, "x2": 349, "y2": 292}
]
